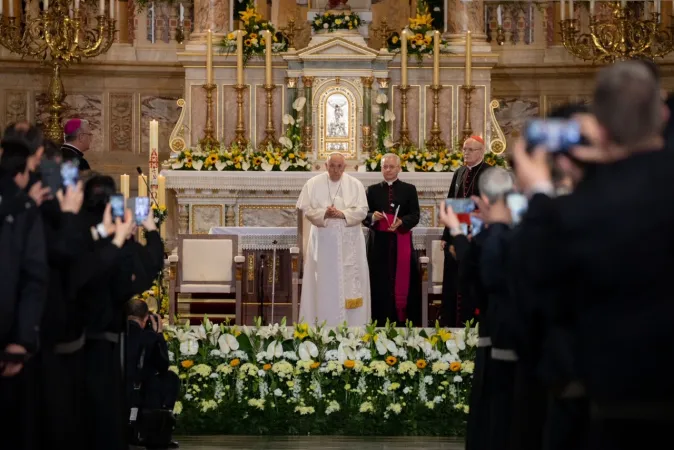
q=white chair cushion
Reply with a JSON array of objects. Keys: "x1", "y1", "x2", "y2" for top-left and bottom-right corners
[
  {"x1": 182, "y1": 239, "x2": 233, "y2": 283},
  {"x1": 430, "y1": 240, "x2": 445, "y2": 284},
  {"x1": 180, "y1": 284, "x2": 233, "y2": 294}
]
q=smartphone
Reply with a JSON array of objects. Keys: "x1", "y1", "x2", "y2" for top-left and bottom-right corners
[
  {"x1": 60, "y1": 160, "x2": 79, "y2": 187},
  {"x1": 525, "y1": 119, "x2": 582, "y2": 153},
  {"x1": 129, "y1": 196, "x2": 150, "y2": 225},
  {"x1": 110, "y1": 194, "x2": 125, "y2": 221},
  {"x1": 470, "y1": 215, "x2": 484, "y2": 236},
  {"x1": 445, "y1": 198, "x2": 476, "y2": 214},
  {"x1": 506, "y1": 192, "x2": 528, "y2": 225},
  {"x1": 40, "y1": 160, "x2": 63, "y2": 194}
]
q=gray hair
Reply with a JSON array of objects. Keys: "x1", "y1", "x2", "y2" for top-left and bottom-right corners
[
  {"x1": 382, "y1": 153, "x2": 400, "y2": 166},
  {"x1": 478, "y1": 167, "x2": 514, "y2": 203},
  {"x1": 593, "y1": 61, "x2": 661, "y2": 147}
]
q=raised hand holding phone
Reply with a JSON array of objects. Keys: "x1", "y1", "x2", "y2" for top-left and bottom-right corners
[
  {"x1": 112, "y1": 209, "x2": 135, "y2": 248},
  {"x1": 141, "y1": 206, "x2": 157, "y2": 231},
  {"x1": 56, "y1": 180, "x2": 84, "y2": 214}
]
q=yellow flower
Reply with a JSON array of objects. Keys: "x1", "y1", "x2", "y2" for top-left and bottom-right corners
[
  {"x1": 335, "y1": 19, "x2": 342, "y2": 25},
  {"x1": 416, "y1": 359, "x2": 427, "y2": 369},
  {"x1": 181, "y1": 360, "x2": 194, "y2": 369},
  {"x1": 437, "y1": 329, "x2": 452, "y2": 342},
  {"x1": 230, "y1": 358, "x2": 241, "y2": 367},
  {"x1": 450, "y1": 361, "x2": 462, "y2": 372},
  {"x1": 235, "y1": 163, "x2": 241, "y2": 169},
  {"x1": 263, "y1": 363, "x2": 272, "y2": 371},
  {"x1": 392, "y1": 36, "x2": 399, "y2": 44},
  {"x1": 294, "y1": 323, "x2": 309, "y2": 339},
  {"x1": 310, "y1": 361, "x2": 320, "y2": 369},
  {"x1": 288, "y1": 153, "x2": 295, "y2": 159},
  {"x1": 386, "y1": 356, "x2": 397, "y2": 366},
  {"x1": 362, "y1": 333, "x2": 371, "y2": 342},
  {"x1": 344, "y1": 360, "x2": 356, "y2": 369}
]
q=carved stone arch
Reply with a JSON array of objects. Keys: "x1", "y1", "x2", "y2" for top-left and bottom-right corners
[{"x1": 313, "y1": 78, "x2": 363, "y2": 160}]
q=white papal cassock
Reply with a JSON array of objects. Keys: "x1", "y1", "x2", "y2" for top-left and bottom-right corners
[{"x1": 297, "y1": 172, "x2": 371, "y2": 326}]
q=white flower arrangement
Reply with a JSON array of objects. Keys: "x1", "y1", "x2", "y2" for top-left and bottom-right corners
[{"x1": 166, "y1": 317, "x2": 477, "y2": 436}]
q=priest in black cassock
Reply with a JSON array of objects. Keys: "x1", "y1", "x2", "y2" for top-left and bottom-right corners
[
  {"x1": 441, "y1": 136, "x2": 488, "y2": 327},
  {"x1": 363, "y1": 153, "x2": 422, "y2": 326}
]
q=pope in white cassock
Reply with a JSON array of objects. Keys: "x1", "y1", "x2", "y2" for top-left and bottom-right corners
[{"x1": 296, "y1": 153, "x2": 371, "y2": 326}]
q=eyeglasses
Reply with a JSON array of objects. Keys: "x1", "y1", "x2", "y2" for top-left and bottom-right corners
[{"x1": 463, "y1": 147, "x2": 483, "y2": 153}]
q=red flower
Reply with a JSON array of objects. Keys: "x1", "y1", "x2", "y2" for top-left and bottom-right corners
[{"x1": 474, "y1": 308, "x2": 481, "y2": 316}]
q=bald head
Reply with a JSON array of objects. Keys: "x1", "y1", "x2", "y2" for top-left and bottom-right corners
[
  {"x1": 463, "y1": 137, "x2": 485, "y2": 167},
  {"x1": 381, "y1": 153, "x2": 401, "y2": 182},
  {"x1": 326, "y1": 152, "x2": 346, "y2": 181}
]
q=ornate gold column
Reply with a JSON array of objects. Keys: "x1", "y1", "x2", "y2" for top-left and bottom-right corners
[
  {"x1": 361, "y1": 76, "x2": 374, "y2": 154},
  {"x1": 301, "y1": 76, "x2": 314, "y2": 153},
  {"x1": 116, "y1": 0, "x2": 129, "y2": 43},
  {"x1": 192, "y1": 0, "x2": 229, "y2": 40}
]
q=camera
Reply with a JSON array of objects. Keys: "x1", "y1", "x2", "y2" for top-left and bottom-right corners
[{"x1": 145, "y1": 313, "x2": 161, "y2": 332}]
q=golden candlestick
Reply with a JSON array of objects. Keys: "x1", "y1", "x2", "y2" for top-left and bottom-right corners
[
  {"x1": 461, "y1": 85, "x2": 475, "y2": 142},
  {"x1": 302, "y1": 125, "x2": 313, "y2": 152},
  {"x1": 426, "y1": 85, "x2": 445, "y2": 152},
  {"x1": 231, "y1": 84, "x2": 249, "y2": 148},
  {"x1": 0, "y1": 3, "x2": 116, "y2": 142},
  {"x1": 279, "y1": 16, "x2": 303, "y2": 50},
  {"x1": 397, "y1": 85, "x2": 411, "y2": 147},
  {"x1": 372, "y1": 17, "x2": 395, "y2": 49},
  {"x1": 259, "y1": 84, "x2": 278, "y2": 150},
  {"x1": 200, "y1": 83, "x2": 218, "y2": 148}
]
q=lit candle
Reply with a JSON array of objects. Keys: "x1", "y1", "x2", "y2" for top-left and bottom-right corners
[
  {"x1": 206, "y1": 29, "x2": 213, "y2": 85},
  {"x1": 497, "y1": 5, "x2": 502, "y2": 26},
  {"x1": 401, "y1": 28, "x2": 410, "y2": 86},
  {"x1": 138, "y1": 175, "x2": 148, "y2": 197},
  {"x1": 464, "y1": 30, "x2": 472, "y2": 86},
  {"x1": 99, "y1": 0, "x2": 104, "y2": 15},
  {"x1": 590, "y1": 0, "x2": 595, "y2": 15},
  {"x1": 432, "y1": 30, "x2": 440, "y2": 87},
  {"x1": 157, "y1": 175, "x2": 166, "y2": 207},
  {"x1": 561, "y1": 0, "x2": 565, "y2": 20},
  {"x1": 120, "y1": 174, "x2": 130, "y2": 200},
  {"x1": 236, "y1": 30, "x2": 244, "y2": 85},
  {"x1": 262, "y1": 30, "x2": 272, "y2": 86}
]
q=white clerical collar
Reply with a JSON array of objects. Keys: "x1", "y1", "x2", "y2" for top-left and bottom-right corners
[
  {"x1": 467, "y1": 160, "x2": 483, "y2": 170},
  {"x1": 386, "y1": 179, "x2": 398, "y2": 186}
]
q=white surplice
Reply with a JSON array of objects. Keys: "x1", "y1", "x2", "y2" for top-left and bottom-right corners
[{"x1": 297, "y1": 172, "x2": 371, "y2": 327}]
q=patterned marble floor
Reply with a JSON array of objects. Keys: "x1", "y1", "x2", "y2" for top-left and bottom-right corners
[{"x1": 173, "y1": 436, "x2": 464, "y2": 449}]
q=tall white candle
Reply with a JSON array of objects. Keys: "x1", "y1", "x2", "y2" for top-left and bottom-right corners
[
  {"x1": 120, "y1": 174, "x2": 130, "y2": 200},
  {"x1": 497, "y1": 5, "x2": 502, "y2": 26},
  {"x1": 206, "y1": 29, "x2": 213, "y2": 85},
  {"x1": 432, "y1": 30, "x2": 440, "y2": 87},
  {"x1": 236, "y1": 30, "x2": 244, "y2": 85},
  {"x1": 262, "y1": 29, "x2": 272, "y2": 86},
  {"x1": 9, "y1": 0, "x2": 14, "y2": 17},
  {"x1": 590, "y1": 0, "x2": 595, "y2": 14},
  {"x1": 561, "y1": 0, "x2": 565, "y2": 20},
  {"x1": 179, "y1": 3, "x2": 184, "y2": 23},
  {"x1": 109, "y1": 0, "x2": 114, "y2": 19},
  {"x1": 621, "y1": 0, "x2": 626, "y2": 7},
  {"x1": 443, "y1": 0, "x2": 448, "y2": 32},
  {"x1": 99, "y1": 0, "x2": 104, "y2": 15},
  {"x1": 569, "y1": 0, "x2": 574, "y2": 19},
  {"x1": 401, "y1": 28, "x2": 410, "y2": 86}
]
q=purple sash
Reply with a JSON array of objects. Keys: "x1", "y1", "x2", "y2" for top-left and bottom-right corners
[{"x1": 375, "y1": 213, "x2": 412, "y2": 322}]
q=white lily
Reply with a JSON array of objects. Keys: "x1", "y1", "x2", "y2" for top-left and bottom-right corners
[
  {"x1": 280, "y1": 160, "x2": 291, "y2": 171},
  {"x1": 192, "y1": 160, "x2": 204, "y2": 171},
  {"x1": 261, "y1": 161, "x2": 274, "y2": 172},
  {"x1": 217, "y1": 333, "x2": 240, "y2": 354},
  {"x1": 384, "y1": 109, "x2": 395, "y2": 122},
  {"x1": 376, "y1": 93, "x2": 388, "y2": 104},
  {"x1": 241, "y1": 161, "x2": 251, "y2": 171},
  {"x1": 406, "y1": 161, "x2": 416, "y2": 172},
  {"x1": 293, "y1": 96, "x2": 306, "y2": 111},
  {"x1": 375, "y1": 332, "x2": 398, "y2": 356},
  {"x1": 171, "y1": 161, "x2": 184, "y2": 170},
  {"x1": 179, "y1": 339, "x2": 199, "y2": 356},
  {"x1": 384, "y1": 137, "x2": 395, "y2": 148},
  {"x1": 214, "y1": 161, "x2": 226, "y2": 171},
  {"x1": 279, "y1": 136, "x2": 293, "y2": 149},
  {"x1": 266, "y1": 340, "x2": 283, "y2": 360},
  {"x1": 282, "y1": 114, "x2": 295, "y2": 126},
  {"x1": 298, "y1": 341, "x2": 319, "y2": 361}
]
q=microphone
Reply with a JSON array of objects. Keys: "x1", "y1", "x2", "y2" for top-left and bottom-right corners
[{"x1": 136, "y1": 167, "x2": 159, "y2": 208}]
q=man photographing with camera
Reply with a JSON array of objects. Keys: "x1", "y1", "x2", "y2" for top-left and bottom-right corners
[{"x1": 126, "y1": 299, "x2": 179, "y2": 449}]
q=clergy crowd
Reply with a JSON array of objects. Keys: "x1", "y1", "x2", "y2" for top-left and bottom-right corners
[{"x1": 296, "y1": 59, "x2": 674, "y2": 450}]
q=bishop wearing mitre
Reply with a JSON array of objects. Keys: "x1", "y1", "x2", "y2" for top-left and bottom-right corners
[{"x1": 297, "y1": 153, "x2": 371, "y2": 326}]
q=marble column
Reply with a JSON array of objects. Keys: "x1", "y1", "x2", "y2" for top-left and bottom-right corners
[
  {"x1": 192, "y1": 0, "x2": 229, "y2": 39},
  {"x1": 446, "y1": 0, "x2": 487, "y2": 43}
]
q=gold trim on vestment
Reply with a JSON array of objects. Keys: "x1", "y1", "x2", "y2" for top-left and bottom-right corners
[{"x1": 345, "y1": 297, "x2": 363, "y2": 309}]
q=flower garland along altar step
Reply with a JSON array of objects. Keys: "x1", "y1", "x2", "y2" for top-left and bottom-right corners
[{"x1": 167, "y1": 317, "x2": 477, "y2": 436}]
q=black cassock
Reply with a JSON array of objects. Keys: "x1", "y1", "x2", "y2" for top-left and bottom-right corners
[
  {"x1": 363, "y1": 179, "x2": 422, "y2": 326},
  {"x1": 441, "y1": 161, "x2": 487, "y2": 327}
]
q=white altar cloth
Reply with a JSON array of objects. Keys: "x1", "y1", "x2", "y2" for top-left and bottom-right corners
[{"x1": 209, "y1": 226, "x2": 297, "y2": 251}]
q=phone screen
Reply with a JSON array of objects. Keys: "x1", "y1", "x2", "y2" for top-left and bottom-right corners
[
  {"x1": 470, "y1": 215, "x2": 484, "y2": 236},
  {"x1": 525, "y1": 119, "x2": 581, "y2": 153},
  {"x1": 110, "y1": 194, "x2": 125, "y2": 221},
  {"x1": 133, "y1": 197, "x2": 150, "y2": 225},
  {"x1": 445, "y1": 198, "x2": 476, "y2": 214},
  {"x1": 506, "y1": 193, "x2": 528, "y2": 225},
  {"x1": 60, "y1": 161, "x2": 79, "y2": 188},
  {"x1": 40, "y1": 160, "x2": 63, "y2": 194}
]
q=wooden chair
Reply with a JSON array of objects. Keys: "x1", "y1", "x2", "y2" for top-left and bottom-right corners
[
  {"x1": 168, "y1": 234, "x2": 245, "y2": 325},
  {"x1": 419, "y1": 231, "x2": 445, "y2": 327}
]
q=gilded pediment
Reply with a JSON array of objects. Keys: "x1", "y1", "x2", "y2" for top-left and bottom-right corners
[{"x1": 296, "y1": 37, "x2": 380, "y2": 62}]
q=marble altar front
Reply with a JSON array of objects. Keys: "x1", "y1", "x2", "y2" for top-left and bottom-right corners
[{"x1": 162, "y1": 170, "x2": 452, "y2": 248}]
